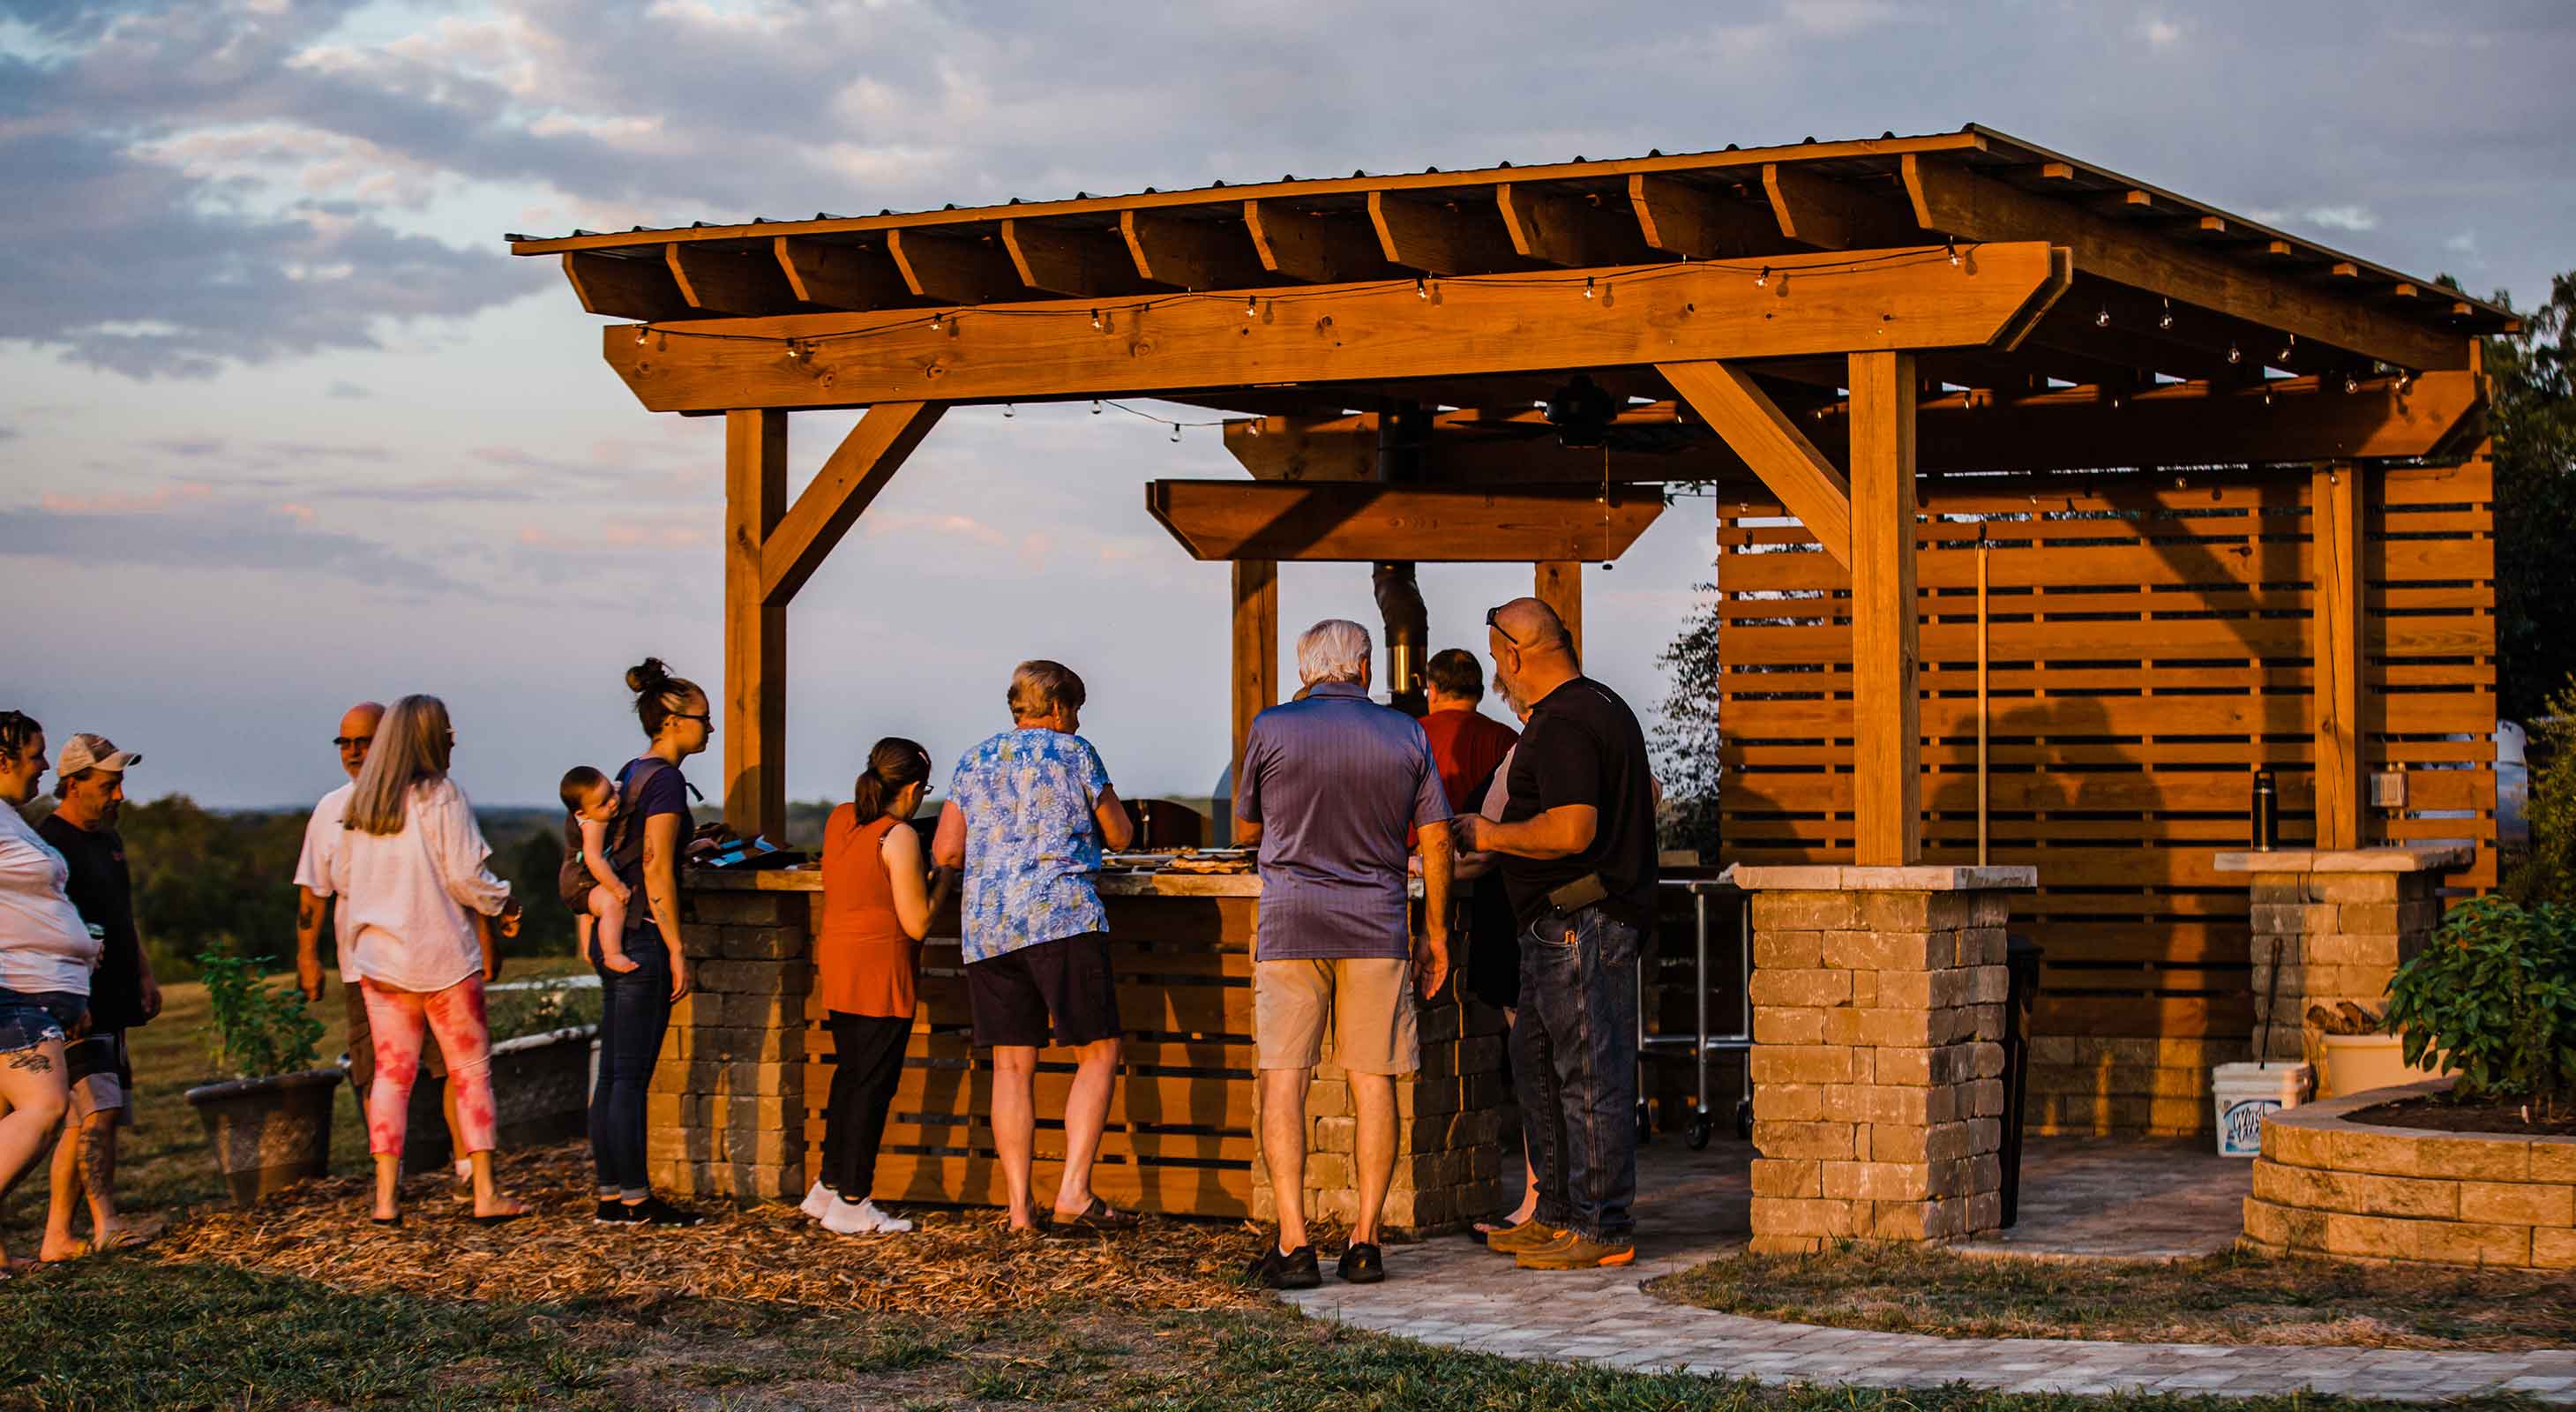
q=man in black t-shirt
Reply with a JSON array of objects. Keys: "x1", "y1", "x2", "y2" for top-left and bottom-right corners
[
  {"x1": 34, "y1": 733, "x2": 161, "y2": 1258},
  {"x1": 1456, "y1": 599, "x2": 1657, "y2": 1271}
]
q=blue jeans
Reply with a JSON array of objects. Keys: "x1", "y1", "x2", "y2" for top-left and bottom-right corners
[
  {"x1": 1512, "y1": 907, "x2": 1640, "y2": 1244},
  {"x1": 588, "y1": 935, "x2": 672, "y2": 1198}
]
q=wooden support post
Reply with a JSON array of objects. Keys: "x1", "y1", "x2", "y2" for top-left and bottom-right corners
[
  {"x1": 2312, "y1": 462, "x2": 2364, "y2": 850},
  {"x1": 725, "y1": 409, "x2": 788, "y2": 842},
  {"x1": 1535, "y1": 561, "x2": 1584, "y2": 663},
  {"x1": 1847, "y1": 351, "x2": 1921, "y2": 866},
  {"x1": 1231, "y1": 560, "x2": 1277, "y2": 807}
]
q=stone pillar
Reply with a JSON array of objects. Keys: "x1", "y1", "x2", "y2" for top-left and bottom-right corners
[
  {"x1": 647, "y1": 875, "x2": 812, "y2": 1202},
  {"x1": 2213, "y1": 845, "x2": 2465, "y2": 1078},
  {"x1": 1734, "y1": 864, "x2": 2034, "y2": 1253},
  {"x1": 1247, "y1": 989, "x2": 1509, "y2": 1235}
]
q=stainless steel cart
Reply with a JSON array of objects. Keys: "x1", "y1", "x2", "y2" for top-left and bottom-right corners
[{"x1": 1636, "y1": 876, "x2": 1752, "y2": 1149}]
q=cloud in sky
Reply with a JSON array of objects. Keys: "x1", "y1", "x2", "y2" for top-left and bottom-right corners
[{"x1": 0, "y1": 483, "x2": 467, "y2": 592}]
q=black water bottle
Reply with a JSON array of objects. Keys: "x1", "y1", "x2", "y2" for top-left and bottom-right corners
[{"x1": 2251, "y1": 770, "x2": 2279, "y2": 851}]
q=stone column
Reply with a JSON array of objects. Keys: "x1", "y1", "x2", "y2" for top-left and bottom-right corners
[
  {"x1": 2213, "y1": 845, "x2": 2465, "y2": 1078},
  {"x1": 646, "y1": 875, "x2": 812, "y2": 1202},
  {"x1": 1733, "y1": 864, "x2": 2033, "y2": 1254},
  {"x1": 1247, "y1": 989, "x2": 1509, "y2": 1235}
]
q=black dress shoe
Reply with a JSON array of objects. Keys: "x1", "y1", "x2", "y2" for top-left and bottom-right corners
[
  {"x1": 1245, "y1": 1243, "x2": 1322, "y2": 1290},
  {"x1": 1337, "y1": 1242, "x2": 1385, "y2": 1284}
]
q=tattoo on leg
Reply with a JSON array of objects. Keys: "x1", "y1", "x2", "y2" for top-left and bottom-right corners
[
  {"x1": 298, "y1": 900, "x2": 322, "y2": 929},
  {"x1": 80, "y1": 1121, "x2": 114, "y2": 1207},
  {"x1": 4, "y1": 1048, "x2": 52, "y2": 1074}
]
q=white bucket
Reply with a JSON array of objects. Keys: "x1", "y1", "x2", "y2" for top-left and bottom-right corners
[{"x1": 2212, "y1": 1062, "x2": 2312, "y2": 1157}]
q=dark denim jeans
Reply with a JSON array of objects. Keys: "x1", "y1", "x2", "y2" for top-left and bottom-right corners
[
  {"x1": 588, "y1": 935, "x2": 672, "y2": 1198},
  {"x1": 1511, "y1": 906, "x2": 1640, "y2": 1244}
]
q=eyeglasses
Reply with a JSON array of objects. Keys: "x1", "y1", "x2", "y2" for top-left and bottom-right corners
[
  {"x1": 333, "y1": 736, "x2": 374, "y2": 749},
  {"x1": 1485, "y1": 606, "x2": 1522, "y2": 648},
  {"x1": 672, "y1": 712, "x2": 713, "y2": 726}
]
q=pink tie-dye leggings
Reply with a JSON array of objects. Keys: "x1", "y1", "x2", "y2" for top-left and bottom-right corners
[{"x1": 358, "y1": 976, "x2": 498, "y2": 1158}]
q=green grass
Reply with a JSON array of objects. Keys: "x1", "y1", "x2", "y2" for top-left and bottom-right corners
[{"x1": 1652, "y1": 1243, "x2": 2576, "y2": 1351}]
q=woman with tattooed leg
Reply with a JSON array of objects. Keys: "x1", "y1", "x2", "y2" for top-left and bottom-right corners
[{"x1": 0, "y1": 711, "x2": 101, "y2": 1279}]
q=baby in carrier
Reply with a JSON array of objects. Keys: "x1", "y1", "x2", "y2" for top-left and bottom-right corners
[{"x1": 557, "y1": 766, "x2": 640, "y2": 973}]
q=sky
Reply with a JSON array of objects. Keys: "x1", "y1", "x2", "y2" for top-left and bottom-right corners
[{"x1": 3, "y1": 0, "x2": 2572, "y2": 812}]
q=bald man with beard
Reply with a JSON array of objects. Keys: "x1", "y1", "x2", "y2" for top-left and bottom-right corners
[{"x1": 294, "y1": 702, "x2": 474, "y2": 1196}]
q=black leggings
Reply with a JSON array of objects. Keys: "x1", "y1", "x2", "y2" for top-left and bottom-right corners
[{"x1": 821, "y1": 1011, "x2": 910, "y2": 1198}]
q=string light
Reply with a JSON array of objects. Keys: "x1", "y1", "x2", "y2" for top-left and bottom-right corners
[
  {"x1": 2278, "y1": 332, "x2": 2295, "y2": 364},
  {"x1": 1091, "y1": 400, "x2": 1103, "y2": 414},
  {"x1": 1090, "y1": 309, "x2": 1103, "y2": 330},
  {"x1": 634, "y1": 325, "x2": 651, "y2": 344},
  {"x1": 1416, "y1": 276, "x2": 1429, "y2": 299},
  {"x1": 2342, "y1": 372, "x2": 2358, "y2": 394},
  {"x1": 1003, "y1": 402, "x2": 1015, "y2": 417},
  {"x1": 1945, "y1": 239, "x2": 1961, "y2": 267},
  {"x1": 1583, "y1": 276, "x2": 1597, "y2": 299},
  {"x1": 2227, "y1": 342, "x2": 2243, "y2": 364},
  {"x1": 783, "y1": 340, "x2": 805, "y2": 362},
  {"x1": 928, "y1": 311, "x2": 943, "y2": 331},
  {"x1": 2158, "y1": 297, "x2": 2174, "y2": 331},
  {"x1": 1244, "y1": 295, "x2": 1258, "y2": 318},
  {"x1": 2395, "y1": 369, "x2": 2414, "y2": 392},
  {"x1": 1169, "y1": 424, "x2": 1181, "y2": 442},
  {"x1": 1754, "y1": 267, "x2": 1770, "y2": 288},
  {"x1": 2094, "y1": 306, "x2": 2110, "y2": 328}
]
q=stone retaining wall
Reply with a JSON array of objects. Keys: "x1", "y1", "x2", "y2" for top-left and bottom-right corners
[{"x1": 2243, "y1": 1078, "x2": 2576, "y2": 1267}]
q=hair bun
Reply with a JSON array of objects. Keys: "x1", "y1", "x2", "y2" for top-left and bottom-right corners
[{"x1": 625, "y1": 657, "x2": 671, "y2": 695}]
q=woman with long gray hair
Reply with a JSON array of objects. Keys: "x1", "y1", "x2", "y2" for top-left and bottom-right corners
[{"x1": 332, "y1": 694, "x2": 528, "y2": 1226}]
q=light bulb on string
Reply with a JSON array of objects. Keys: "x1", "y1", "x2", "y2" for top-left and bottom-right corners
[
  {"x1": 1755, "y1": 267, "x2": 1770, "y2": 288},
  {"x1": 1169, "y1": 423, "x2": 1181, "y2": 443},
  {"x1": 634, "y1": 325, "x2": 650, "y2": 344},
  {"x1": 1003, "y1": 403, "x2": 1015, "y2": 417},
  {"x1": 2094, "y1": 306, "x2": 2111, "y2": 328},
  {"x1": 1415, "y1": 277, "x2": 1429, "y2": 300},
  {"x1": 928, "y1": 312, "x2": 943, "y2": 332},
  {"x1": 783, "y1": 340, "x2": 805, "y2": 363},
  {"x1": 1583, "y1": 276, "x2": 1597, "y2": 299},
  {"x1": 1090, "y1": 309, "x2": 1103, "y2": 330},
  {"x1": 2158, "y1": 298, "x2": 2174, "y2": 331},
  {"x1": 2343, "y1": 373, "x2": 2358, "y2": 394},
  {"x1": 2226, "y1": 342, "x2": 2243, "y2": 364},
  {"x1": 1245, "y1": 296, "x2": 1258, "y2": 318},
  {"x1": 1091, "y1": 400, "x2": 1103, "y2": 415},
  {"x1": 1945, "y1": 240, "x2": 1961, "y2": 267},
  {"x1": 2278, "y1": 333, "x2": 2296, "y2": 364}
]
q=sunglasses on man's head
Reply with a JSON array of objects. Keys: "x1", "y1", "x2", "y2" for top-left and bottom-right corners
[{"x1": 1485, "y1": 607, "x2": 1522, "y2": 648}]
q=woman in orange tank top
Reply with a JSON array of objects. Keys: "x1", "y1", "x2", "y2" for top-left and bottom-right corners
[{"x1": 807, "y1": 738, "x2": 951, "y2": 1236}]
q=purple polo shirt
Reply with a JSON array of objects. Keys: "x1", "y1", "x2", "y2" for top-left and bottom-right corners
[{"x1": 1237, "y1": 680, "x2": 1452, "y2": 961}]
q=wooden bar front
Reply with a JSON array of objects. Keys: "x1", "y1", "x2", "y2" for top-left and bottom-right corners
[{"x1": 663, "y1": 868, "x2": 1505, "y2": 1228}]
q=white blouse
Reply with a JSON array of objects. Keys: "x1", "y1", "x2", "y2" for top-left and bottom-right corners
[
  {"x1": 329, "y1": 777, "x2": 512, "y2": 994},
  {"x1": 0, "y1": 804, "x2": 99, "y2": 995}
]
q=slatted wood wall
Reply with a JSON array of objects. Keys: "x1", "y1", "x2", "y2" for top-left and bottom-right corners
[
  {"x1": 1715, "y1": 459, "x2": 2497, "y2": 1133},
  {"x1": 800, "y1": 893, "x2": 1261, "y2": 1216}
]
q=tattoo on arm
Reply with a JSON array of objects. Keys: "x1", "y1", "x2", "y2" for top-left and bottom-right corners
[{"x1": 4, "y1": 1048, "x2": 52, "y2": 1074}]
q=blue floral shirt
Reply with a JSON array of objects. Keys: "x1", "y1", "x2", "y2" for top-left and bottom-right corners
[{"x1": 948, "y1": 728, "x2": 1113, "y2": 963}]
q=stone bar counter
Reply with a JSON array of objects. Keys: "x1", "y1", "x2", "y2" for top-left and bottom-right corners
[{"x1": 650, "y1": 867, "x2": 1507, "y2": 1230}]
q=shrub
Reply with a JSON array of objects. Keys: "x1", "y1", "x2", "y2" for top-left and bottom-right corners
[
  {"x1": 200, "y1": 952, "x2": 325, "y2": 1079},
  {"x1": 2384, "y1": 896, "x2": 2576, "y2": 1118}
]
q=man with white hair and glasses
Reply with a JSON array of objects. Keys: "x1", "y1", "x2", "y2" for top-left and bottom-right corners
[{"x1": 1235, "y1": 619, "x2": 1456, "y2": 1288}]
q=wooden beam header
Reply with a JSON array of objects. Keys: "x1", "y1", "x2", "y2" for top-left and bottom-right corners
[
  {"x1": 602, "y1": 242, "x2": 2070, "y2": 414},
  {"x1": 1146, "y1": 481, "x2": 1665, "y2": 562}
]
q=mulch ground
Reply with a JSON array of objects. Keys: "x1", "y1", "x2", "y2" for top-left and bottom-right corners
[
  {"x1": 146, "y1": 1139, "x2": 1271, "y2": 1317},
  {"x1": 1651, "y1": 1244, "x2": 2576, "y2": 1350},
  {"x1": 2348, "y1": 1093, "x2": 2576, "y2": 1136}
]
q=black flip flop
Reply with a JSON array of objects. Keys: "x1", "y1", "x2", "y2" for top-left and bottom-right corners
[
  {"x1": 370, "y1": 1213, "x2": 403, "y2": 1228},
  {"x1": 1049, "y1": 1197, "x2": 1139, "y2": 1234}
]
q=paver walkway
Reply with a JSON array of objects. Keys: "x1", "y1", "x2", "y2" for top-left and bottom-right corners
[{"x1": 1278, "y1": 1137, "x2": 2576, "y2": 1401}]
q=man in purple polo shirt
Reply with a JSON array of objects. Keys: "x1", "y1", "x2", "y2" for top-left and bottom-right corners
[{"x1": 1235, "y1": 619, "x2": 1456, "y2": 1289}]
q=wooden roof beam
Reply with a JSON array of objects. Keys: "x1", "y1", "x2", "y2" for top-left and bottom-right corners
[
  {"x1": 759, "y1": 402, "x2": 946, "y2": 604},
  {"x1": 887, "y1": 229, "x2": 1025, "y2": 304},
  {"x1": 1628, "y1": 174, "x2": 1788, "y2": 259},
  {"x1": 773, "y1": 237, "x2": 917, "y2": 312},
  {"x1": 1120, "y1": 209, "x2": 1269, "y2": 289},
  {"x1": 563, "y1": 252, "x2": 694, "y2": 322},
  {"x1": 1495, "y1": 184, "x2": 1657, "y2": 267},
  {"x1": 1763, "y1": 163, "x2": 1916, "y2": 249},
  {"x1": 1003, "y1": 219, "x2": 1154, "y2": 297},
  {"x1": 1902, "y1": 154, "x2": 2467, "y2": 372},
  {"x1": 1367, "y1": 191, "x2": 1526, "y2": 274},
  {"x1": 600, "y1": 240, "x2": 2071, "y2": 413},
  {"x1": 1147, "y1": 479, "x2": 1664, "y2": 562},
  {"x1": 1243, "y1": 200, "x2": 1405, "y2": 283},
  {"x1": 667, "y1": 244, "x2": 809, "y2": 316}
]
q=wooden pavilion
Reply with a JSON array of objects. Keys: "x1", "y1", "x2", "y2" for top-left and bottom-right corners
[{"x1": 510, "y1": 125, "x2": 2513, "y2": 1234}]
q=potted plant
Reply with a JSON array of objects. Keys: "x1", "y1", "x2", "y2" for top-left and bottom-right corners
[
  {"x1": 2381, "y1": 896, "x2": 2576, "y2": 1122},
  {"x1": 184, "y1": 952, "x2": 340, "y2": 1205},
  {"x1": 390, "y1": 980, "x2": 602, "y2": 1174},
  {"x1": 2308, "y1": 1000, "x2": 2446, "y2": 1098}
]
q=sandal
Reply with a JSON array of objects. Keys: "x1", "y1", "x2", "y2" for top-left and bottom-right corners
[
  {"x1": 1048, "y1": 1197, "x2": 1139, "y2": 1234},
  {"x1": 94, "y1": 1227, "x2": 156, "y2": 1252}
]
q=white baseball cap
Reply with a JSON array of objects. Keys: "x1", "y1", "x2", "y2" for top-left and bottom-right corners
[{"x1": 56, "y1": 733, "x2": 140, "y2": 776}]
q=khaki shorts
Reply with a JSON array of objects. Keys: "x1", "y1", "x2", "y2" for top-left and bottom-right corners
[{"x1": 1254, "y1": 958, "x2": 1418, "y2": 1075}]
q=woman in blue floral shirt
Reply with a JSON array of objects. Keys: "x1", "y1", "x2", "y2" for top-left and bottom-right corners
[{"x1": 932, "y1": 660, "x2": 1137, "y2": 1234}]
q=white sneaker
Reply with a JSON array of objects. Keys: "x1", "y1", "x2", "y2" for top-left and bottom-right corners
[
  {"x1": 858, "y1": 1200, "x2": 912, "y2": 1234},
  {"x1": 799, "y1": 1182, "x2": 835, "y2": 1220},
  {"x1": 820, "y1": 1196, "x2": 883, "y2": 1235}
]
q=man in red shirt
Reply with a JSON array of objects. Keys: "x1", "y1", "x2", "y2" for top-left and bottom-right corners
[{"x1": 1419, "y1": 650, "x2": 1517, "y2": 816}]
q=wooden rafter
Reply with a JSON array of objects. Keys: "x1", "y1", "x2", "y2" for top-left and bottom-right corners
[
  {"x1": 602, "y1": 241, "x2": 2070, "y2": 413},
  {"x1": 1242, "y1": 200, "x2": 1403, "y2": 284},
  {"x1": 887, "y1": 229, "x2": 1023, "y2": 304},
  {"x1": 774, "y1": 237, "x2": 915, "y2": 312},
  {"x1": 1120, "y1": 210, "x2": 1268, "y2": 289},
  {"x1": 1496, "y1": 184, "x2": 1654, "y2": 267},
  {"x1": 1367, "y1": 191, "x2": 1524, "y2": 274},
  {"x1": 563, "y1": 252, "x2": 693, "y2": 322},
  {"x1": 1764, "y1": 163, "x2": 1914, "y2": 249},
  {"x1": 668, "y1": 244, "x2": 805, "y2": 316},
  {"x1": 1900, "y1": 154, "x2": 2467, "y2": 372},
  {"x1": 1628, "y1": 174, "x2": 1787, "y2": 259},
  {"x1": 1002, "y1": 219, "x2": 1152, "y2": 297}
]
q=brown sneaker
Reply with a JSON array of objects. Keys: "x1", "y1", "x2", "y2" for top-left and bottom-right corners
[
  {"x1": 1515, "y1": 1232, "x2": 1636, "y2": 1270},
  {"x1": 1483, "y1": 1219, "x2": 1565, "y2": 1256}
]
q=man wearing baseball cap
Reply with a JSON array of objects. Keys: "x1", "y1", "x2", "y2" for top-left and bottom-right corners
[{"x1": 34, "y1": 733, "x2": 162, "y2": 1258}]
